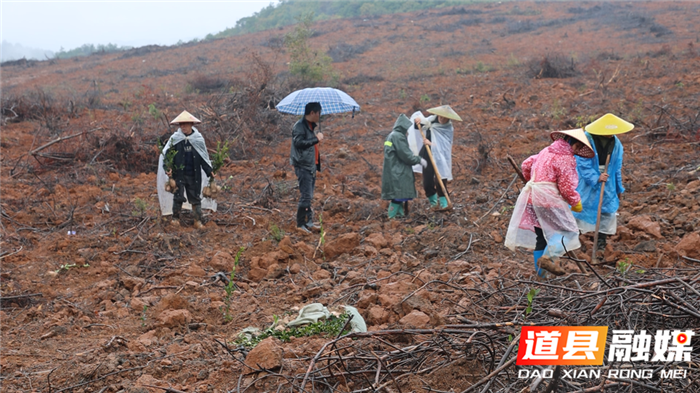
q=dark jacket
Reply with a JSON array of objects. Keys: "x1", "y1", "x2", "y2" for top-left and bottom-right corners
[
  {"x1": 381, "y1": 115, "x2": 422, "y2": 200},
  {"x1": 172, "y1": 139, "x2": 212, "y2": 192},
  {"x1": 290, "y1": 118, "x2": 320, "y2": 172}
]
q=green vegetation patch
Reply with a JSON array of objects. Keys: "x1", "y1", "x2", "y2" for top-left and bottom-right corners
[{"x1": 235, "y1": 313, "x2": 351, "y2": 348}]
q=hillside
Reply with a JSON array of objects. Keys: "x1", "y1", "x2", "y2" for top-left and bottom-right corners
[{"x1": 2, "y1": 2, "x2": 700, "y2": 392}]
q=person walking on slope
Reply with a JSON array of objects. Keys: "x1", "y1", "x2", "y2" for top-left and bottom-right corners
[
  {"x1": 410, "y1": 105, "x2": 462, "y2": 210},
  {"x1": 163, "y1": 111, "x2": 213, "y2": 229},
  {"x1": 291, "y1": 102, "x2": 324, "y2": 234},
  {"x1": 504, "y1": 129, "x2": 595, "y2": 277},
  {"x1": 573, "y1": 114, "x2": 634, "y2": 259},
  {"x1": 382, "y1": 114, "x2": 428, "y2": 218}
]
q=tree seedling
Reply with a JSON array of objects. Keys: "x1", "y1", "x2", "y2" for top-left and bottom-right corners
[
  {"x1": 141, "y1": 305, "x2": 148, "y2": 327},
  {"x1": 526, "y1": 288, "x2": 540, "y2": 316},
  {"x1": 221, "y1": 247, "x2": 245, "y2": 322}
]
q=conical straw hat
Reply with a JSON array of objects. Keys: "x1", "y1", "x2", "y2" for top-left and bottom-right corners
[
  {"x1": 427, "y1": 105, "x2": 462, "y2": 122},
  {"x1": 170, "y1": 110, "x2": 201, "y2": 124},
  {"x1": 550, "y1": 128, "x2": 595, "y2": 158},
  {"x1": 585, "y1": 113, "x2": 634, "y2": 135}
]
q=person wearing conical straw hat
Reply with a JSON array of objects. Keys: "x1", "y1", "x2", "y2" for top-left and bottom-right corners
[
  {"x1": 410, "y1": 105, "x2": 461, "y2": 210},
  {"x1": 573, "y1": 114, "x2": 633, "y2": 259},
  {"x1": 505, "y1": 128, "x2": 595, "y2": 278},
  {"x1": 158, "y1": 110, "x2": 213, "y2": 229}
]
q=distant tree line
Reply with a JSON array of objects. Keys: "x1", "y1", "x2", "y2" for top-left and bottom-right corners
[
  {"x1": 56, "y1": 43, "x2": 132, "y2": 59},
  {"x1": 211, "y1": 0, "x2": 481, "y2": 38}
]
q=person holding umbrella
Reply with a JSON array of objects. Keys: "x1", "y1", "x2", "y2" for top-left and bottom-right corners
[
  {"x1": 382, "y1": 114, "x2": 428, "y2": 218},
  {"x1": 409, "y1": 105, "x2": 462, "y2": 210},
  {"x1": 290, "y1": 102, "x2": 324, "y2": 234},
  {"x1": 572, "y1": 114, "x2": 633, "y2": 259},
  {"x1": 277, "y1": 87, "x2": 360, "y2": 234},
  {"x1": 504, "y1": 128, "x2": 595, "y2": 277}
]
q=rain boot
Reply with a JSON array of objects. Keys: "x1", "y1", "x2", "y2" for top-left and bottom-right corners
[
  {"x1": 296, "y1": 207, "x2": 311, "y2": 234},
  {"x1": 438, "y1": 196, "x2": 450, "y2": 210},
  {"x1": 388, "y1": 202, "x2": 402, "y2": 219},
  {"x1": 306, "y1": 208, "x2": 320, "y2": 232},
  {"x1": 171, "y1": 203, "x2": 182, "y2": 227},
  {"x1": 396, "y1": 203, "x2": 405, "y2": 218},
  {"x1": 596, "y1": 233, "x2": 607, "y2": 259},
  {"x1": 533, "y1": 250, "x2": 546, "y2": 278},
  {"x1": 428, "y1": 194, "x2": 439, "y2": 208},
  {"x1": 193, "y1": 204, "x2": 204, "y2": 229}
]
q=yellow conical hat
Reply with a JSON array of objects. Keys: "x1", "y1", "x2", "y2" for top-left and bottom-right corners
[
  {"x1": 427, "y1": 105, "x2": 462, "y2": 122},
  {"x1": 585, "y1": 113, "x2": 634, "y2": 136},
  {"x1": 550, "y1": 128, "x2": 595, "y2": 158},
  {"x1": 170, "y1": 110, "x2": 201, "y2": 124}
]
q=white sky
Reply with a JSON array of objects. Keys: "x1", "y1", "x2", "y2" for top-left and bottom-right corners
[{"x1": 1, "y1": 1, "x2": 278, "y2": 52}]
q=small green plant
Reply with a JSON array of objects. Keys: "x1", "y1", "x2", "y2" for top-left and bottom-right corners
[
  {"x1": 666, "y1": 183, "x2": 676, "y2": 191},
  {"x1": 550, "y1": 99, "x2": 567, "y2": 121},
  {"x1": 269, "y1": 223, "x2": 284, "y2": 242},
  {"x1": 405, "y1": 227, "x2": 415, "y2": 234},
  {"x1": 617, "y1": 259, "x2": 632, "y2": 278},
  {"x1": 675, "y1": 81, "x2": 684, "y2": 89},
  {"x1": 507, "y1": 53, "x2": 520, "y2": 68},
  {"x1": 131, "y1": 113, "x2": 143, "y2": 125},
  {"x1": 525, "y1": 288, "x2": 540, "y2": 316},
  {"x1": 55, "y1": 263, "x2": 90, "y2": 274},
  {"x1": 119, "y1": 98, "x2": 132, "y2": 111},
  {"x1": 420, "y1": 94, "x2": 431, "y2": 104},
  {"x1": 635, "y1": 269, "x2": 646, "y2": 274},
  {"x1": 500, "y1": 205, "x2": 515, "y2": 214},
  {"x1": 132, "y1": 197, "x2": 147, "y2": 217},
  {"x1": 221, "y1": 247, "x2": 245, "y2": 322},
  {"x1": 148, "y1": 103, "x2": 162, "y2": 121},
  {"x1": 473, "y1": 61, "x2": 493, "y2": 73},
  {"x1": 141, "y1": 305, "x2": 148, "y2": 327},
  {"x1": 630, "y1": 99, "x2": 644, "y2": 123},
  {"x1": 575, "y1": 114, "x2": 598, "y2": 129},
  {"x1": 234, "y1": 312, "x2": 351, "y2": 348},
  {"x1": 398, "y1": 89, "x2": 407, "y2": 100}
]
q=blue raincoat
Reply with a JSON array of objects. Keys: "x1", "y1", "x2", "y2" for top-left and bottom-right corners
[{"x1": 572, "y1": 132, "x2": 624, "y2": 227}]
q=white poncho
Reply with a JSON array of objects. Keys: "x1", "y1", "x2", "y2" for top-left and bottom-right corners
[
  {"x1": 157, "y1": 128, "x2": 217, "y2": 215},
  {"x1": 407, "y1": 112, "x2": 454, "y2": 180}
]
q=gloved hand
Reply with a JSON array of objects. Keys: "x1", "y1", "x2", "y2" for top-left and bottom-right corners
[
  {"x1": 571, "y1": 201, "x2": 583, "y2": 213},
  {"x1": 420, "y1": 158, "x2": 428, "y2": 168}
]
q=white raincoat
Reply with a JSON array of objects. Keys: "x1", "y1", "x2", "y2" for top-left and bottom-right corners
[
  {"x1": 407, "y1": 112, "x2": 454, "y2": 180},
  {"x1": 157, "y1": 127, "x2": 217, "y2": 215}
]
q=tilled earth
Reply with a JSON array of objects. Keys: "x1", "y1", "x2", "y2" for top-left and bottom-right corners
[{"x1": 1, "y1": 2, "x2": 700, "y2": 392}]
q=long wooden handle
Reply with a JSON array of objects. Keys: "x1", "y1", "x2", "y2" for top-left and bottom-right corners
[
  {"x1": 591, "y1": 153, "x2": 612, "y2": 263},
  {"x1": 507, "y1": 154, "x2": 527, "y2": 184},
  {"x1": 417, "y1": 125, "x2": 452, "y2": 210}
]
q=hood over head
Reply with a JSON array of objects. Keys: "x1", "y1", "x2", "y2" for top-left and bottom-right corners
[{"x1": 392, "y1": 114, "x2": 412, "y2": 135}]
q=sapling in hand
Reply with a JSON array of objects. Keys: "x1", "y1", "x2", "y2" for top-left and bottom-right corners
[
  {"x1": 159, "y1": 139, "x2": 179, "y2": 193},
  {"x1": 203, "y1": 141, "x2": 229, "y2": 198}
]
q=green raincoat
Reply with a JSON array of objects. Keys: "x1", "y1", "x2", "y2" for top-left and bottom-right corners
[{"x1": 382, "y1": 114, "x2": 422, "y2": 200}]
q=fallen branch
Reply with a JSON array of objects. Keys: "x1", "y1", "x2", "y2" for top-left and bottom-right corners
[{"x1": 30, "y1": 128, "x2": 100, "y2": 157}]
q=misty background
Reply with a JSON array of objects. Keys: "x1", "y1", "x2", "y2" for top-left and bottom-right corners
[{"x1": 0, "y1": 1, "x2": 277, "y2": 62}]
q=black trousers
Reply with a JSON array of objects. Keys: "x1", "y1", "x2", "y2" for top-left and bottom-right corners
[
  {"x1": 422, "y1": 161, "x2": 448, "y2": 198},
  {"x1": 295, "y1": 166, "x2": 316, "y2": 226},
  {"x1": 173, "y1": 175, "x2": 201, "y2": 217},
  {"x1": 534, "y1": 227, "x2": 547, "y2": 251}
]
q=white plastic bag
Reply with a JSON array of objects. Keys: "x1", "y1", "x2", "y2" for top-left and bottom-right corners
[{"x1": 505, "y1": 181, "x2": 581, "y2": 257}]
